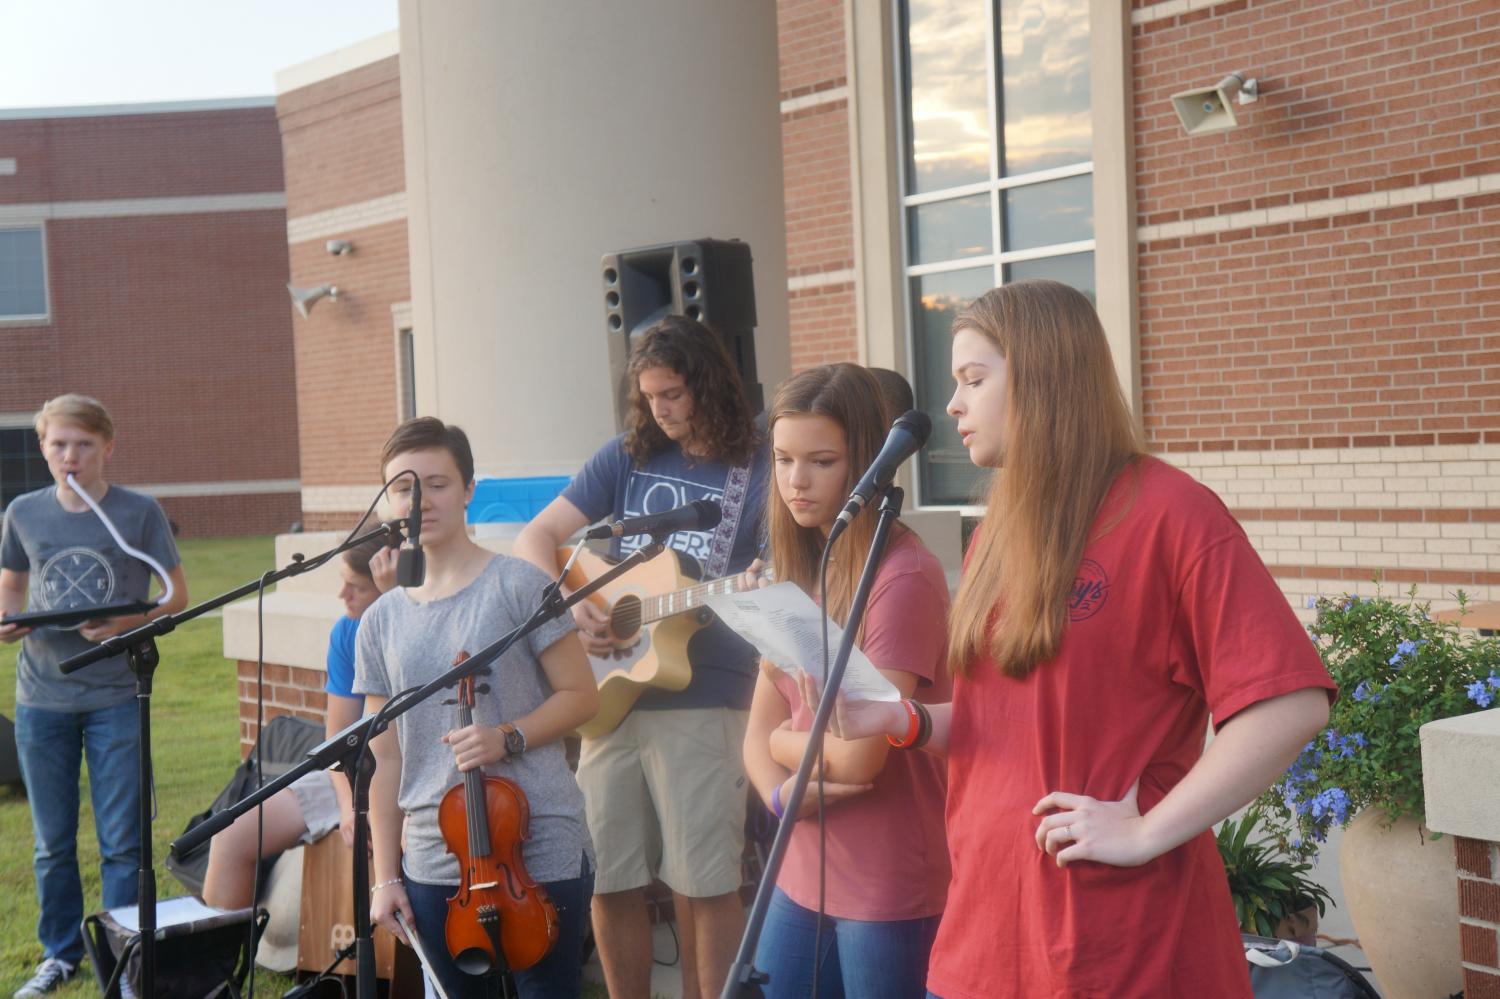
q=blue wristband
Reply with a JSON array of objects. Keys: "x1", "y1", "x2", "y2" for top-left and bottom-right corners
[{"x1": 771, "y1": 783, "x2": 786, "y2": 819}]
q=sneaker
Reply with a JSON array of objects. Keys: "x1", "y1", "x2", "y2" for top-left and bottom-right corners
[{"x1": 13, "y1": 958, "x2": 76, "y2": 998}]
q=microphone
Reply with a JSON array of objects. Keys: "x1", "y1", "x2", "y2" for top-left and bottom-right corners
[
  {"x1": 395, "y1": 477, "x2": 426, "y2": 587},
  {"x1": 827, "y1": 409, "x2": 932, "y2": 543},
  {"x1": 585, "y1": 499, "x2": 722, "y2": 541}
]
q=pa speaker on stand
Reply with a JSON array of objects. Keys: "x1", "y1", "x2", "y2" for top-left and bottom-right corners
[{"x1": 601, "y1": 238, "x2": 762, "y2": 427}]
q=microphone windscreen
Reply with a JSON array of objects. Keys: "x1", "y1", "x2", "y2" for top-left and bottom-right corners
[{"x1": 691, "y1": 499, "x2": 723, "y2": 531}]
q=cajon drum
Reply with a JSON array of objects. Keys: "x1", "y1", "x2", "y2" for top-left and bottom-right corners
[{"x1": 297, "y1": 832, "x2": 420, "y2": 988}]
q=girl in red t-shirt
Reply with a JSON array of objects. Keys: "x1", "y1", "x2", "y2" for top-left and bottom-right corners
[
  {"x1": 825, "y1": 282, "x2": 1335, "y2": 999},
  {"x1": 742, "y1": 363, "x2": 952, "y2": 998}
]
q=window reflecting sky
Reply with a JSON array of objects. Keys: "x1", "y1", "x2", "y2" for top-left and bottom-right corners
[
  {"x1": 999, "y1": 0, "x2": 1091, "y2": 175},
  {"x1": 905, "y1": 0, "x2": 992, "y2": 194},
  {"x1": 905, "y1": 0, "x2": 1091, "y2": 193}
]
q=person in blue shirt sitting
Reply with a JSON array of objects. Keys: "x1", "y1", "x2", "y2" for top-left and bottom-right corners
[{"x1": 201, "y1": 532, "x2": 390, "y2": 910}]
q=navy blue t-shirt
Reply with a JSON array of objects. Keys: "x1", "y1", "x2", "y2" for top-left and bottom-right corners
[{"x1": 561, "y1": 434, "x2": 769, "y2": 711}]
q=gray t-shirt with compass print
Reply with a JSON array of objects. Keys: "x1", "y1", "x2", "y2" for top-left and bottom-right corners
[{"x1": 1, "y1": 484, "x2": 179, "y2": 712}]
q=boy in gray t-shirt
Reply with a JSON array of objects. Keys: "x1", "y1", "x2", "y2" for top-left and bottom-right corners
[{"x1": 0, "y1": 394, "x2": 187, "y2": 996}]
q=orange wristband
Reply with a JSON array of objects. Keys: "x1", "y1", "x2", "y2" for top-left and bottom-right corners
[{"x1": 887, "y1": 699, "x2": 921, "y2": 749}]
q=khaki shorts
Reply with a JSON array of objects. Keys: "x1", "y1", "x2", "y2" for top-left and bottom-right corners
[{"x1": 578, "y1": 706, "x2": 749, "y2": 898}]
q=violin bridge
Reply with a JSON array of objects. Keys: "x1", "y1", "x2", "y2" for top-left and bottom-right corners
[{"x1": 470, "y1": 880, "x2": 500, "y2": 891}]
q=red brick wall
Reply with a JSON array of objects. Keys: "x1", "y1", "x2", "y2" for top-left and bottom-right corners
[
  {"x1": 277, "y1": 58, "x2": 405, "y2": 217},
  {"x1": 237, "y1": 659, "x2": 328, "y2": 755},
  {"x1": 278, "y1": 55, "x2": 409, "y2": 530},
  {"x1": 0, "y1": 105, "x2": 284, "y2": 203},
  {"x1": 778, "y1": 0, "x2": 859, "y2": 370},
  {"x1": 158, "y1": 494, "x2": 302, "y2": 540},
  {"x1": 1455, "y1": 836, "x2": 1500, "y2": 997},
  {"x1": 0, "y1": 106, "x2": 301, "y2": 537},
  {"x1": 1133, "y1": 0, "x2": 1500, "y2": 452}
]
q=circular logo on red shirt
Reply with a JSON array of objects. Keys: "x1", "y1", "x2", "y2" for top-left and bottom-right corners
[{"x1": 1069, "y1": 558, "x2": 1109, "y2": 621}]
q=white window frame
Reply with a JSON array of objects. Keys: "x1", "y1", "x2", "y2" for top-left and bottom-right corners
[
  {"x1": 893, "y1": 0, "x2": 1096, "y2": 511},
  {"x1": 0, "y1": 223, "x2": 52, "y2": 325}
]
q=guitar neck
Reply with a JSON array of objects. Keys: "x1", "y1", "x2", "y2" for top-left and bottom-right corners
[{"x1": 640, "y1": 571, "x2": 764, "y2": 626}]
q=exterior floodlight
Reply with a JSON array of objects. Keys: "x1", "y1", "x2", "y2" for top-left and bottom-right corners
[
  {"x1": 287, "y1": 282, "x2": 339, "y2": 318},
  {"x1": 1172, "y1": 72, "x2": 1259, "y2": 135},
  {"x1": 326, "y1": 239, "x2": 354, "y2": 256}
]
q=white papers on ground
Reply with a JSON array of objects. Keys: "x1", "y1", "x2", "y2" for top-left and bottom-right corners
[{"x1": 704, "y1": 581, "x2": 899, "y2": 703}]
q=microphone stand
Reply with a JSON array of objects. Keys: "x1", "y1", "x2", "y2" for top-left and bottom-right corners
[
  {"x1": 722, "y1": 487, "x2": 906, "y2": 999},
  {"x1": 56, "y1": 520, "x2": 406, "y2": 999},
  {"x1": 172, "y1": 535, "x2": 670, "y2": 999}
]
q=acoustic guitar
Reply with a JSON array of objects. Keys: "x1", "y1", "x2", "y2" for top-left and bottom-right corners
[{"x1": 558, "y1": 545, "x2": 766, "y2": 738}]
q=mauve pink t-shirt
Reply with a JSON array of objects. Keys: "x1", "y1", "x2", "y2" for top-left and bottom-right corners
[{"x1": 771, "y1": 529, "x2": 952, "y2": 921}]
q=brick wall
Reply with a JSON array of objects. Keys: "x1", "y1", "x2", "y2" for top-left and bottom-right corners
[
  {"x1": 236, "y1": 659, "x2": 328, "y2": 755},
  {"x1": 778, "y1": 0, "x2": 859, "y2": 371},
  {"x1": 1127, "y1": 0, "x2": 1500, "y2": 613},
  {"x1": 277, "y1": 55, "x2": 410, "y2": 531},
  {"x1": 0, "y1": 105, "x2": 286, "y2": 203},
  {"x1": 1134, "y1": 0, "x2": 1500, "y2": 452},
  {"x1": 0, "y1": 105, "x2": 301, "y2": 537},
  {"x1": 1455, "y1": 836, "x2": 1500, "y2": 997}
]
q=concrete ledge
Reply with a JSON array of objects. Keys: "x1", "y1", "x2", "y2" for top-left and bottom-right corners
[
  {"x1": 1422, "y1": 708, "x2": 1500, "y2": 839},
  {"x1": 223, "y1": 590, "x2": 345, "y2": 671}
]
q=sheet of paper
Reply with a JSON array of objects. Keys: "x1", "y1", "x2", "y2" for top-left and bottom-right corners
[
  {"x1": 704, "y1": 581, "x2": 900, "y2": 702},
  {"x1": 108, "y1": 895, "x2": 224, "y2": 932}
]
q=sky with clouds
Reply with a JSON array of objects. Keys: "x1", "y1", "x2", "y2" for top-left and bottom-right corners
[{"x1": 0, "y1": 0, "x2": 399, "y2": 110}]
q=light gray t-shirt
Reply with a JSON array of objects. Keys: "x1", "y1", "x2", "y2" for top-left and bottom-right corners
[
  {"x1": 1, "y1": 484, "x2": 180, "y2": 712},
  {"x1": 354, "y1": 553, "x2": 591, "y2": 884}
]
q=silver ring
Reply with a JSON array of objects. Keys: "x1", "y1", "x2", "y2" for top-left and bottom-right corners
[{"x1": 1061, "y1": 825, "x2": 1072, "y2": 839}]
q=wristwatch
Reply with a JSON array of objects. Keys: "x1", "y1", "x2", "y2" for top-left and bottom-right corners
[{"x1": 500, "y1": 722, "x2": 527, "y2": 759}]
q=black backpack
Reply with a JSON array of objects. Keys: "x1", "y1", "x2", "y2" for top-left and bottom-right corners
[
  {"x1": 1243, "y1": 934, "x2": 1380, "y2": 999},
  {"x1": 166, "y1": 714, "x2": 326, "y2": 894}
]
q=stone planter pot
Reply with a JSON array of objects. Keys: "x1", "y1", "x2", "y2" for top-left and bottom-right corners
[{"x1": 1339, "y1": 810, "x2": 1461, "y2": 998}]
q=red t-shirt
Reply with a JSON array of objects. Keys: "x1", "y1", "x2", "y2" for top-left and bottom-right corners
[
  {"x1": 772, "y1": 529, "x2": 953, "y2": 920},
  {"x1": 928, "y1": 457, "x2": 1336, "y2": 999}
]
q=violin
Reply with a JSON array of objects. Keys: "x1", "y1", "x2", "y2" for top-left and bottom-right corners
[{"x1": 438, "y1": 653, "x2": 558, "y2": 976}]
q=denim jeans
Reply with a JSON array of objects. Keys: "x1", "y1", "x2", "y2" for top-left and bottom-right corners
[
  {"x1": 404, "y1": 854, "x2": 593, "y2": 998},
  {"x1": 15, "y1": 700, "x2": 142, "y2": 965},
  {"x1": 754, "y1": 887, "x2": 941, "y2": 998}
]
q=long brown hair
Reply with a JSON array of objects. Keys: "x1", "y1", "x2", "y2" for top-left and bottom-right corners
[
  {"x1": 948, "y1": 280, "x2": 1143, "y2": 678},
  {"x1": 766, "y1": 364, "x2": 903, "y2": 629},
  {"x1": 624, "y1": 315, "x2": 757, "y2": 467}
]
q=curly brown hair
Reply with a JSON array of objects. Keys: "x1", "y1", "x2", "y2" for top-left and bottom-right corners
[{"x1": 624, "y1": 315, "x2": 757, "y2": 466}]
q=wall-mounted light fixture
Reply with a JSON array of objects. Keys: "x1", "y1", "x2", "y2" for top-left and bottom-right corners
[
  {"x1": 326, "y1": 239, "x2": 354, "y2": 256},
  {"x1": 287, "y1": 282, "x2": 339, "y2": 318},
  {"x1": 1172, "y1": 72, "x2": 1259, "y2": 135}
]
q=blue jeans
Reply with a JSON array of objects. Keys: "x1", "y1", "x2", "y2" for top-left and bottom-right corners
[
  {"x1": 404, "y1": 854, "x2": 593, "y2": 998},
  {"x1": 15, "y1": 700, "x2": 142, "y2": 965},
  {"x1": 754, "y1": 888, "x2": 940, "y2": 998}
]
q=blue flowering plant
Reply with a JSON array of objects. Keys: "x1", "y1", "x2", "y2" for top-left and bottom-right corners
[{"x1": 1259, "y1": 588, "x2": 1500, "y2": 860}]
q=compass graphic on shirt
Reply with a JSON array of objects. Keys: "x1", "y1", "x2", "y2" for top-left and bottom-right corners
[{"x1": 38, "y1": 547, "x2": 117, "y2": 623}]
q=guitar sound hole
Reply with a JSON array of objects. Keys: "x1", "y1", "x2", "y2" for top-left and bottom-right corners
[{"x1": 611, "y1": 595, "x2": 642, "y2": 639}]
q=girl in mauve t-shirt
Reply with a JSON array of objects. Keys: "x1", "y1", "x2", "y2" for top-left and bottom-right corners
[
  {"x1": 826, "y1": 281, "x2": 1336, "y2": 999},
  {"x1": 741, "y1": 363, "x2": 952, "y2": 998}
]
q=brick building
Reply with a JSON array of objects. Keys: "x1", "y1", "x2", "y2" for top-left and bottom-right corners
[
  {"x1": 0, "y1": 99, "x2": 301, "y2": 536},
  {"x1": 274, "y1": 34, "x2": 410, "y2": 534},
  {"x1": 276, "y1": 0, "x2": 1500, "y2": 618}
]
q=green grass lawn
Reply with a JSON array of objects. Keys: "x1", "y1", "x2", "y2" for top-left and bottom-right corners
[
  {"x1": 1, "y1": 534, "x2": 621, "y2": 998},
  {"x1": 0, "y1": 535, "x2": 302, "y2": 997}
]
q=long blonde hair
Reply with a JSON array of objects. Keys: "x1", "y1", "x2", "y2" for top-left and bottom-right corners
[
  {"x1": 766, "y1": 364, "x2": 903, "y2": 629},
  {"x1": 947, "y1": 281, "x2": 1143, "y2": 678}
]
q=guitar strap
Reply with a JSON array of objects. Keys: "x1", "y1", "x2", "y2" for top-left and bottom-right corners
[{"x1": 703, "y1": 461, "x2": 752, "y2": 579}]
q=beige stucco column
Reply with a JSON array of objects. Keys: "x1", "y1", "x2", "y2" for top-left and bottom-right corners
[{"x1": 398, "y1": 0, "x2": 790, "y2": 477}]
